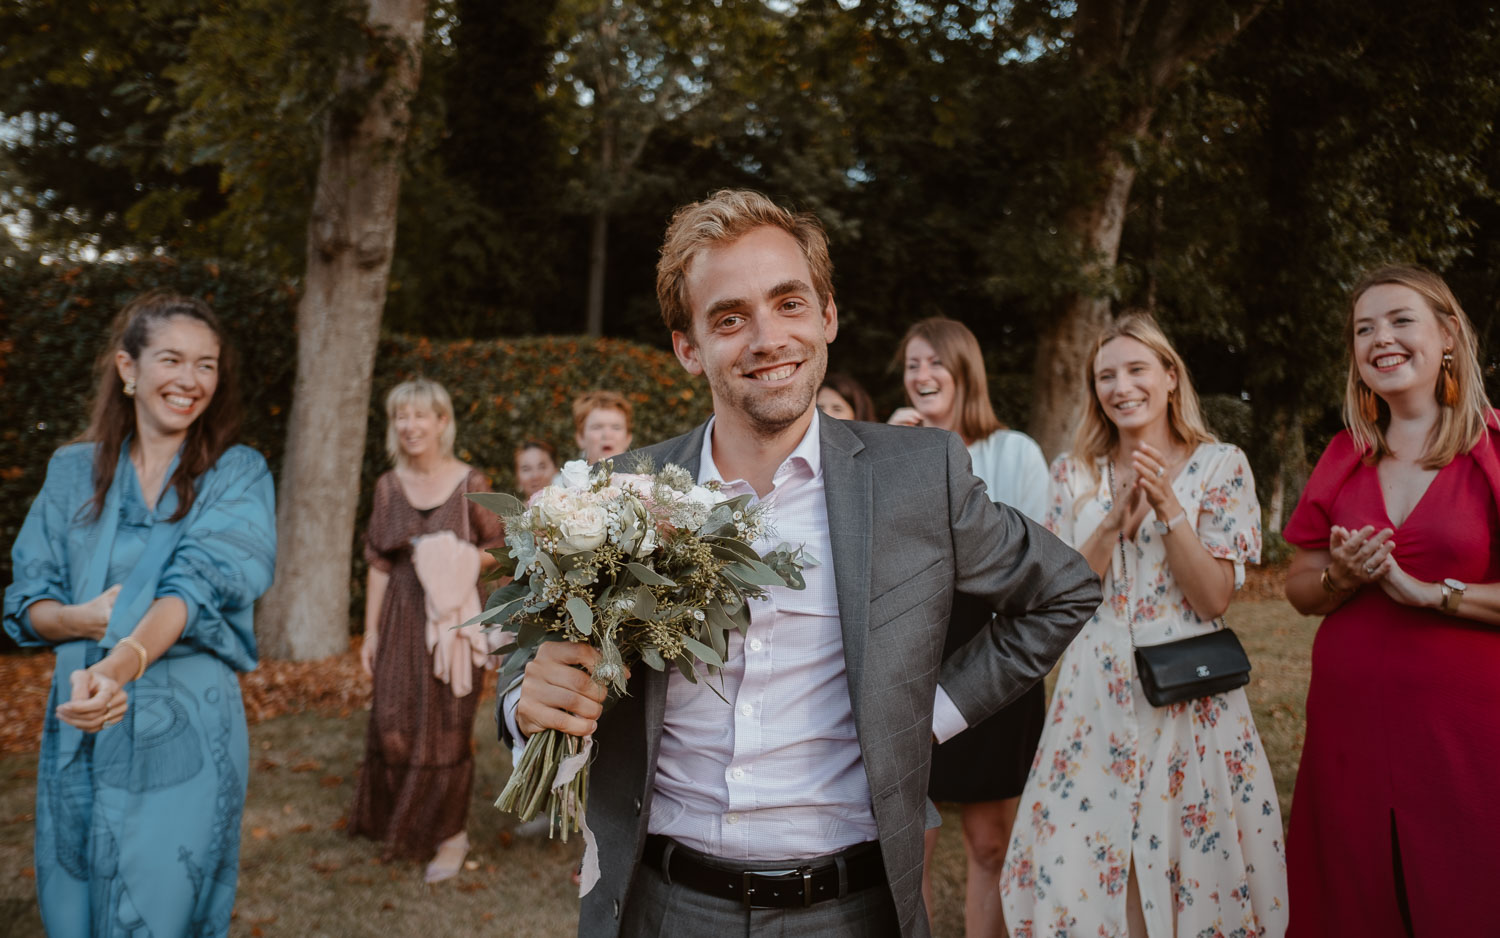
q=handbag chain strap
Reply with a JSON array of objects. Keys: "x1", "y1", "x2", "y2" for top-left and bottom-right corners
[{"x1": 1107, "y1": 460, "x2": 1136, "y2": 648}]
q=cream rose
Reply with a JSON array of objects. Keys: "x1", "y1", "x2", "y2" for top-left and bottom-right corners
[{"x1": 558, "y1": 505, "x2": 609, "y2": 552}]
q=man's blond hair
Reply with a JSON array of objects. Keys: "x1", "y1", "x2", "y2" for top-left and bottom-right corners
[{"x1": 656, "y1": 189, "x2": 834, "y2": 336}]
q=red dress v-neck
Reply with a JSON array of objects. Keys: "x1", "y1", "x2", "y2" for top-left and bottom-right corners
[{"x1": 1283, "y1": 428, "x2": 1500, "y2": 936}]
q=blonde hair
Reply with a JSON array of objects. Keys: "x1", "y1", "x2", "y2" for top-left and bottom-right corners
[
  {"x1": 895, "y1": 317, "x2": 1003, "y2": 444},
  {"x1": 1072, "y1": 312, "x2": 1216, "y2": 487},
  {"x1": 384, "y1": 378, "x2": 456, "y2": 464},
  {"x1": 1344, "y1": 265, "x2": 1491, "y2": 467},
  {"x1": 572, "y1": 390, "x2": 634, "y2": 436},
  {"x1": 656, "y1": 188, "x2": 834, "y2": 336}
]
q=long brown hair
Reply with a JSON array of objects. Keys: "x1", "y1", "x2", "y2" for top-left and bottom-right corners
[
  {"x1": 1071, "y1": 312, "x2": 1215, "y2": 488},
  {"x1": 81, "y1": 291, "x2": 242, "y2": 523},
  {"x1": 895, "y1": 317, "x2": 1003, "y2": 444},
  {"x1": 1344, "y1": 265, "x2": 1491, "y2": 467}
]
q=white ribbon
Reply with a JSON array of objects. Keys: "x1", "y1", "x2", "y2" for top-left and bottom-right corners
[{"x1": 551, "y1": 736, "x2": 601, "y2": 896}]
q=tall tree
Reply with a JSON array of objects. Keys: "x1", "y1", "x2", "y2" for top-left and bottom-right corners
[
  {"x1": 1020, "y1": 0, "x2": 1268, "y2": 458},
  {"x1": 548, "y1": 0, "x2": 735, "y2": 336},
  {"x1": 256, "y1": 0, "x2": 430, "y2": 660}
]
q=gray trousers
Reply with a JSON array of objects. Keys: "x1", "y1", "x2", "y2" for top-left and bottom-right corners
[{"x1": 619, "y1": 843, "x2": 903, "y2": 938}]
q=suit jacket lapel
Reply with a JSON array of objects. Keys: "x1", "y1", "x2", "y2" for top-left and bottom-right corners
[{"x1": 819, "y1": 417, "x2": 872, "y2": 712}]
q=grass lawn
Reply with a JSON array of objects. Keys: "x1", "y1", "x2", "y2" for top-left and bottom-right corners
[{"x1": 0, "y1": 597, "x2": 1318, "y2": 937}]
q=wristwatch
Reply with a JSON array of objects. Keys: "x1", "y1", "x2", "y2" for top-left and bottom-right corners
[
  {"x1": 1153, "y1": 511, "x2": 1187, "y2": 536},
  {"x1": 1440, "y1": 578, "x2": 1466, "y2": 614}
]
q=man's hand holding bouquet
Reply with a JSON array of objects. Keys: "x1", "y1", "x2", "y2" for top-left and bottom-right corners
[{"x1": 468, "y1": 458, "x2": 811, "y2": 844}]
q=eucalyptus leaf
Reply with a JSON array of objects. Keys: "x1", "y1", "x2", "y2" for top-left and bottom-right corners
[
  {"x1": 536, "y1": 552, "x2": 561, "y2": 580},
  {"x1": 625, "y1": 562, "x2": 677, "y2": 587},
  {"x1": 704, "y1": 603, "x2": 739, "y2": 633},
  {"x1": 675, "y1": 655, "x2": 698, "y2": 683},
  {"x1": 565, "y1": 597, "x2": 594, "y2": 635},
  {"x1": 467, "y1": 491, "x2": 525, "y2": 517},
  {"x1": 707, "y1": 623, "x2": 728, "y2": 660},
  {"x1": 639, "y1": 647, "x2": 666, "y2": 671},
  {"x1": 485, "y1": 581, "x2": 529, "y2": 610},
  {"x1": 633, "y1": 585, "x2": 657, "y2": 620},
  {"x1": 681, "y1": 635, "x2": 723, "y2": 668},
  {"x1": 730, "y1": 560, "x2": 791, "y2": 587}
]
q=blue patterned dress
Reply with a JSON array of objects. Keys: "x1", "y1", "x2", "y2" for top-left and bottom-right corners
[{"x1": 5, "y1": 442, "x2": 276, "y2": 937}]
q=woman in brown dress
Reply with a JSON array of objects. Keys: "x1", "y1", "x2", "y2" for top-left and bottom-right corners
[{"x1": 351, "y1": 378, "x2": 503, "y2": 882}]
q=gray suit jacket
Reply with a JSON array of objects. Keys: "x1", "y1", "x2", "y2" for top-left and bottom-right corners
[{"x1": 549, "y1": 417, "x2": 1100, "y2": 936}]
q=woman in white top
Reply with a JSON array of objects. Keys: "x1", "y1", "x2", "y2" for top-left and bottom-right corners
[{"x1": 889, "y1": 316, "x2": 1049, "y2": 937}]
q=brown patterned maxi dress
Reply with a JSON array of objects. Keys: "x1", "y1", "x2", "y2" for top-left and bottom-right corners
[{"x1": 349, "y1": 468, "x2": 504, "y2": 860}]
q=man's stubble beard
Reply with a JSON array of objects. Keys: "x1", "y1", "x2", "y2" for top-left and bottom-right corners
[{"x1": 712, "y1": 346, "x2": 828, "y2": 440}]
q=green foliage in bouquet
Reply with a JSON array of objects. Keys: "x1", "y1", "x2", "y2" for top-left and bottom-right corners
[{"x1": 474, "y1": 459, "x2": 812, "y2": 838}]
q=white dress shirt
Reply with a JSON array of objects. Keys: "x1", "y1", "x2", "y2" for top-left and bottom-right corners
[{"x1": 505, "y1": 412, "x2": 968, "y2": 860}]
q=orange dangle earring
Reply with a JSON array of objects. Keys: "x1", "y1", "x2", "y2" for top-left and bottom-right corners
[
  {"x1": 1437, "y1": 349, "x2": 1459, "y2": 407},
  {"x1": 1358, "y1": 382, "x2": 1380, "y2": 424}
]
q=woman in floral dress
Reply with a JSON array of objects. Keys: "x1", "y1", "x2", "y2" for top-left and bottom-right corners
[{"x1": 1000, "y1": 313, "x2": 1287, "y2": 938}]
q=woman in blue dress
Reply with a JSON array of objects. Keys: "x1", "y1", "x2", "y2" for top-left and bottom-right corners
[{"x1": 5, "y1": 291, "x2": 277, "y2": 937}]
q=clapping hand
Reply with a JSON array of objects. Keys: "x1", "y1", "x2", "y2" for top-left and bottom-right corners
[
  {"x1": 1130, "y1": 443, "x2": 1185, "y2": 518},
  {"x1": 1104, "y1": 463, "x2": 1152, "y2": 539},
  {"x1": 56, "y1": 667, "x2": 128, "y2": 733},
  {"x1": 1328, "y1": 525, "x2": 1395, "y2": 589}
]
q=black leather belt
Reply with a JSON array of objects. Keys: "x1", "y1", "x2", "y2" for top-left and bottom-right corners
[{"x1": 641, "y1": 835, "x2": 885, "y2": 909}]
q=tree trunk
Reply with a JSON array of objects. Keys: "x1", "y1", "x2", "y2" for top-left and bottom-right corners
[
  {"x1": 256, "y1": 0, "x2": 429, "y2": 661},
  {"x1": 585, "y1": 205, "x2": 607, "y2": 338},
  {"x1": 1028, "y1": 114, "x2": 1151, "y2": 460}
]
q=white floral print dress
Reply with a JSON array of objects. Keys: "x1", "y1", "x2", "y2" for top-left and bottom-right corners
[{"x1": 999, "y1": 442, "x2": 1288, "y2": 938}]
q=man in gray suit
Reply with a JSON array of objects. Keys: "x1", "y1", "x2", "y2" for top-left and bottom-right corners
[{"x1": 508, "y1": 189, "x2": 1100, "y2": 936}]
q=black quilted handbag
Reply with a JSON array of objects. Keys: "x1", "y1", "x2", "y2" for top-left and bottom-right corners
[{"x1": 1133, "y1": 628, "x2": 1251, "y2": 707}]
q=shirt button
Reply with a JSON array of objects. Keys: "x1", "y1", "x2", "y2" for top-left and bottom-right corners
[
  {"x1": 740, "y1": 703, "x2": 753, "y2": 716},
  {"x1": 731, "y1": 767, "x2": 746, "y2": 780},
  {"x1": 749, "y1": 639, "x2": 763, "y2": 652},
  {"x1": 726, "y1": 813, "x2": 740, "y2": 825}
]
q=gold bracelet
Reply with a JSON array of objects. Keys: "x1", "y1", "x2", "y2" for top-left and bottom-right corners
[
  {"x1": 1320, "y1": 566, "x2": 1353, "y2": 595},
  {"x1": 116, "y1": 636, "x2": 150, "y2": 682}
]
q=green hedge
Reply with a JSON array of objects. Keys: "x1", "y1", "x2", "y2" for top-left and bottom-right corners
[{"x1": 1, "y1": 256, "x2": 712, "y2": 641}]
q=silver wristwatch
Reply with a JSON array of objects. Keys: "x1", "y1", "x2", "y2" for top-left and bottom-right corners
[{"x1": 1153, "y1": 511, "x2": 1187, "y2": 536}]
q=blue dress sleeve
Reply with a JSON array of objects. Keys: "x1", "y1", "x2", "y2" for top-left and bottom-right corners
[
  {"x1": 4, "y1": 448, "x2": 86, "y2": 647},
  {"x1": 155, "y1": 446, "x2": 277, "y2": 670}
]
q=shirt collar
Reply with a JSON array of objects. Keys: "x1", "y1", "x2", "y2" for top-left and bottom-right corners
[{"x1": 699, "y1": 409, "x2": 823, "y2": 487}]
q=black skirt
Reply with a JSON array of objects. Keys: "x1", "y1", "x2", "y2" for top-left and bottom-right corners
[{"x1": 927, "y1": 592, "x2": 1048, "y2": 803}]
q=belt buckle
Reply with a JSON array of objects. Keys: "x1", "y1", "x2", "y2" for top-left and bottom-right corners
[{"x1": 741, "y1": 866, "x2": 815, "y2": 909}]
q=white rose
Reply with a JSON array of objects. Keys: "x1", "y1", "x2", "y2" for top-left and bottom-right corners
[
  {"x1": 558, "y1": 505, "x2": 609, "y2": 552},
  {"x1": 687, "y1": 485, "x2": 721, "y2": 509},
  {"x1": 559, "y1": 459, "x2": 593, "y2": 490}
]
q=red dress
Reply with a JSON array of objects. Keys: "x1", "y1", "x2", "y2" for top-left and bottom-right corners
[{"x1": 1283, "y1": 425, "x2": 1500, "y2": 936}]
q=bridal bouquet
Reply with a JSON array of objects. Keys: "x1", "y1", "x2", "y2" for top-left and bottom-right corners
[{"x1": 468, "y1": 459, "x2": 811, "y2": 842}]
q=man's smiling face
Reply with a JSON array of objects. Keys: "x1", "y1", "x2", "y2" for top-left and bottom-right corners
[{"x1": 672, "y1": 225, "x2": 837, "y2": 438}]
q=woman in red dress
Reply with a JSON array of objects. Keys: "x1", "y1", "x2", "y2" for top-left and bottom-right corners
[{"x1": 1284, "y1": 266, "x2": 1500, "y2": 936}]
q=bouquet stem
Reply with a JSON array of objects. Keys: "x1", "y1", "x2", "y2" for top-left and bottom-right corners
[{"x1": 496, "y1": 728, "x2": 590, "y2": 842}]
